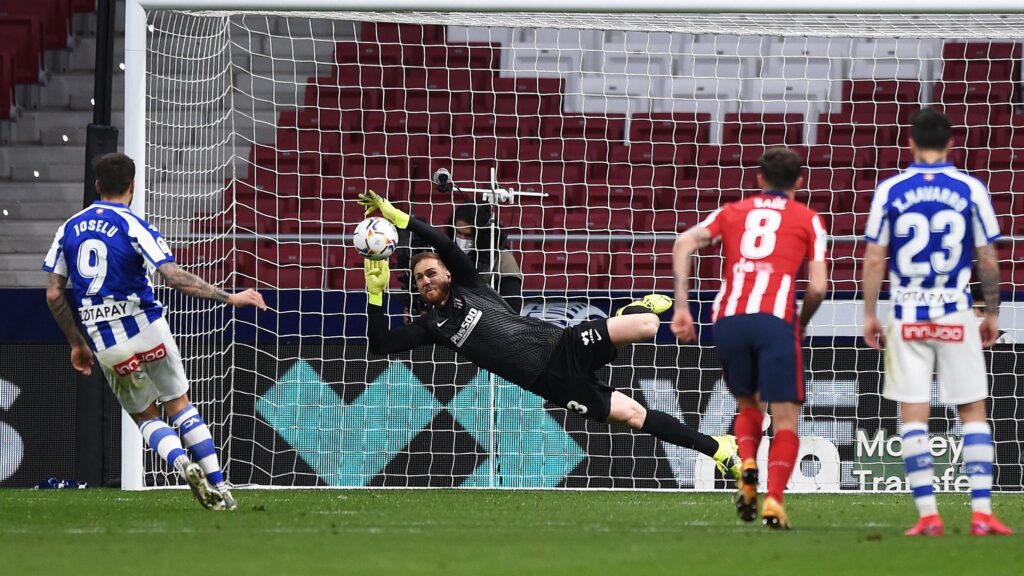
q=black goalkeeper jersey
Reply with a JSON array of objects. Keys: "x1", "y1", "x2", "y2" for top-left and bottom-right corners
[{"x1": 367, "y1": 217, "x2": 562, "y2": 388}]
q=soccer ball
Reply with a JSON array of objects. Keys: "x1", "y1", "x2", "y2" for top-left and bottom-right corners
[{"x1": 353, "y1": 217, "x2": 398, "y2": 260}]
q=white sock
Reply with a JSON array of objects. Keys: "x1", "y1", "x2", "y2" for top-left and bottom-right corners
[
  {"x1": 901, "y1": 422, "x2": 937, "y2": 518},
  {"x1": 962, "y1": 421, "x2": 994, "y2": 515},
  {"x1": 139, "y1": 418, "x2": 190, "y2": 480}
]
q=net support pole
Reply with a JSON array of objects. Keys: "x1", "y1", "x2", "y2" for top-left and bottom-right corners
[{"x1": 120, "y1": 0, "x2": 147, "y2": 491}]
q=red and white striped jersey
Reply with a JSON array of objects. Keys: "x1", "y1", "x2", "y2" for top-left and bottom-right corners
[{"x1": 701, "y1": 192, "x2": 827, "y2": 324}]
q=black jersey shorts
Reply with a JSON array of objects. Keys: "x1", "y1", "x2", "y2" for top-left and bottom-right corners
[{"x1": 529, "y1": 318, "x2": 618, "y2": 422}]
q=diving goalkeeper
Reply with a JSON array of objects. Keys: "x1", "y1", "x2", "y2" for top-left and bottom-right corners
[{"x1": 358, "y1": 191, "x2": 740, "y2": 478}]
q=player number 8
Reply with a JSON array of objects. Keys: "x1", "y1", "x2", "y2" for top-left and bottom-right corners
[{"x1": 740, "y1": 209, "x2": 782, "y2": 260}]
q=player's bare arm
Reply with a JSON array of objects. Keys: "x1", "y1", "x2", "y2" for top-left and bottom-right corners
[
  {"x1": 45, "y1": 271, "x2": 93, "y2": 375},
  {"x1": 670, "y1": 225, "x2": 713, "y2": 342},
  {"x1": 157, "y1": 262, "x2": 266, "y2": 309},
  {"x1": 861, "y1": 243, "x2": 887, "y2": 350},
  {"x1": 975, "y1": 243, "x2": 1001, "y2": 347},
  {"x1": 798, "y1": 260, "x2": 828, "y2": 335}
]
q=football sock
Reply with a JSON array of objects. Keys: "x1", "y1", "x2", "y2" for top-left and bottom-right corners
[
  {"x1": 733, "y1": 408, "x2": 764, "y2": 462},
  {"x1": 767, "y1": 429, "x2": 799, "y2": 502},
  {"x1": 641, "y1": 409, "x2": 719, "y2": 457},
  {"x1": 171, "y1": 403, "x2": 226, "y2": 488},
  {"x1": 962, "y1": 421, "x2": 994, "y2": 515},
  {"x1": 139, "y1": 418, "x2": 189, "y2": 478},
  {"x1": 901, "y1": 422, "x2": 938, "y2": 518}
]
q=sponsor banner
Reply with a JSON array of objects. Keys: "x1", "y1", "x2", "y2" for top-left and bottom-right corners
[
  {"x1": 224, "y1": 343, "x2": 1024, "y2": 490},
  {"x1": 0, "y1": 345, "x2": 78, "y2": 487}
]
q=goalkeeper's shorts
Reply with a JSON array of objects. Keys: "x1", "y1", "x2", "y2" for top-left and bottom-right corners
[{"x1": 94, "y1": 318, "x2": 189, "y2": 414}]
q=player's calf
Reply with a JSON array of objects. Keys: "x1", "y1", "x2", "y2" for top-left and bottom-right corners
[{"x1": 171, "y1": 402, "x2": 229, "y2": 492}]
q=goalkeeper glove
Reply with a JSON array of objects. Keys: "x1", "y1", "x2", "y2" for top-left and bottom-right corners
[
  {"x1": 364, "y1": 259, "x2": 390, "y2": 306},
  {"x1": 357, "y1": 190, "x2": 410, "y2": 229}
]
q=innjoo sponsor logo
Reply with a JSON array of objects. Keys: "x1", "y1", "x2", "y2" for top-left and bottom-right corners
[
  {"x1": 901, "y1": 323, "x2": 964, "y2": 342},
  {"x1": 113, "y1": 344, "x2": 168, "y2": 376}
]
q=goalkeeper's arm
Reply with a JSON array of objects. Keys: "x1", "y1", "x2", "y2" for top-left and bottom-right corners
[
  {"x1": 365, "y1": 259, "x2": 429, "y2": 355},
  {"x1": 357, "y1": 190, "x2": 480, "y2": 285},
  {"x1": 406, "y1": 217, "x2": 481, "y2": 286}
]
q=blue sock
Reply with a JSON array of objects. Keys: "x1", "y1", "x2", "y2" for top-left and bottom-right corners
[
  {"x1": 171, "y1": 404, "x2": 226, "y2": 487},
  {"x1": 901, "y1": 423, "x2": 937, "y2": 518},
  {"x1": 962, "y1": 421, "x2": 994, "y2": 514},
  {"x1": 139, "y1": 418, "x2": 189, "y2": 478}
]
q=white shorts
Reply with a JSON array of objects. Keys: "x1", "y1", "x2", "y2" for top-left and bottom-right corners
[
  {"x1": 95, "y1": 318, "x2": 189, "y2": 414},
  {"x1": 883, "y1": 310, "x2": 988, "y2": 405}
]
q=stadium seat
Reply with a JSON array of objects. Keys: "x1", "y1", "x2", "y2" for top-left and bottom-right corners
[
  {"x1": 849, "y1": 40, "x2": 939, "y2": 82},
  {"x1": 564, "y1": 74, "x2": 654, "y2": 117},
  {"x1": 0, "y1": 51, "x2": 13, "y2": 119},
  {"x1": 609, "y1": 242, "x2": 674, "y2": 291},
  {"x1": 654, "y1": 78, "x2": 741, "y2": 144},
  {"x1": 248, "y1": 145, "x2": 318, "y2": 199},
  {"x1": 0, "y1": 16, "x2": 43, "y2": 85},
  {"x1": 577, "y1": 184, "x2": 654, "y2": 211},
  {"x1": 740, "y1": 78, "x2": 833, "y2": 144},
  {"x1": 629, "y1": 112, "x2": 711, "y2": 146},
  {"x1": 256, "y1": 243, "x2": 328, "y2": 289},
  {"x1": 557, "y1": 207, "x2": 650, "y2": 233},
  {"x1": 722, "y1": 113, "x2": 803, "y2": 146},
  {"x1": 519, "y1": 242, "x2": 610, "y2": 291},
  {"x1": 5, "y1": 0, "x2": 71, "y2": 51}
]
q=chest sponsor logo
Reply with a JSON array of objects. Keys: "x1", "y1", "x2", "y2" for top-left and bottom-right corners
[
  {"x1": 112, "y1": 343, "x2": 168, "y2": 376},
  {"x1": 79, "y1": 301, "x2": 132, "y2": 323},
  {"x1": 450, "y1": 308, "x2": 482, "y2": 348},
  {"x1": 901, "y1": 323, "x2": 964, "y2": 342}
]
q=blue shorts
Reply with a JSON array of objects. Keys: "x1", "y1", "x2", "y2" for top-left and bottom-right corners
[{"x1": 712, "y1": 313, "x2": 805, "y2": 403}]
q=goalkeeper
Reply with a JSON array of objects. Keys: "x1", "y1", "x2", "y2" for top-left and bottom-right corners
[{"x1": 359, "y1": 191, "x2": 740, "y2": 478}]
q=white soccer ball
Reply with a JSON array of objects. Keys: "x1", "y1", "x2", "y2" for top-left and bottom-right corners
[{"x1": 353, "y1": 217, "x2": 398, "y2": 260}]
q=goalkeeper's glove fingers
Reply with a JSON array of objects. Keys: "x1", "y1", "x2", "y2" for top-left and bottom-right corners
[
  {"x1": 357, "y1": 190, "x2": 410, "y2": 229},
  {"x1": 364, "y1": 259, "x2": 390, "y2": 305}
]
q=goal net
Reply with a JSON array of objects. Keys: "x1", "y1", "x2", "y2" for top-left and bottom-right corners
[{"x1": 136, "y1": 4, "x2": 1024, "y2": 491}]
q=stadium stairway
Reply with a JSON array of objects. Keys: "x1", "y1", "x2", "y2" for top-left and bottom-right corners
[{"x1": 0, "y1": 1, "x2": 118, "y2": 287}]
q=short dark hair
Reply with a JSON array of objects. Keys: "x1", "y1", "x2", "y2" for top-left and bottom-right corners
[
  {"x1": 411, "y1": 251, "x2": 443, "y2": 272},
  {"x1": 94, "y1": 153, "x2": 135, "y2": 197},
  {"x1": 758, "y1": 147, "x2": 803, "y2": 191},
  {"x1": 910, "y1": 108, "x2": 952, "y2": 151}
]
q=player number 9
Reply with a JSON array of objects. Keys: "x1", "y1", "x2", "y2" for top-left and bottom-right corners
[{"x1": 77, "y1": 238, "x2": 109, "y2": 295}]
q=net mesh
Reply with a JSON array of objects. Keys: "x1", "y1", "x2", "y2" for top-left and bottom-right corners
[{"x1": 142, "y1": 10, "x2": 1024, "y2": 490}]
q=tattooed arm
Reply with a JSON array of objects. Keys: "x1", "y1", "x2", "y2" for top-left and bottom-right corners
[
  {"x1": 157, "y1": 262, "x2": 267, "y2": 309},
  {"x1": 975, "y1": 243, "x2": 1001, "y2": 347},
  {"x1": 45, "y1": 272, "x2": 93, "y2": 375}
]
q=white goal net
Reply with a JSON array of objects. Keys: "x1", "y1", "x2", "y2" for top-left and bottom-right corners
[{"x1": 136, "y1": 5, "x2": 1024, "y2": 491}]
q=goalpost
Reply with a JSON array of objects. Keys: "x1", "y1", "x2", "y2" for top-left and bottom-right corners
[{"x1": 123, "y1": 0, "x2": 1024, "y2": 492}]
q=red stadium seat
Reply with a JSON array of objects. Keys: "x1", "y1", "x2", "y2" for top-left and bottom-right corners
[
  {"x1": 520, "y1": 243, "x2": 611, "y2": 291},
  {"x1": 557, "y1": 207, "x2": 650, "y2": 233},
  {"x1": 722, "y1": 113, "x2": 803, "y2": 146},
  {"x1": 255, "y1": 244, "x2": 327, "y2": 290},
  {"x1": 540, "y1": 113, "x2": 626, "y2": 142},
  {"x1": 829, "y1": 242, "x2": 866, "y2": 292},
  {"x1": 0, "y1": 16, "x2": 43, "y2": 85},
  {"x1": 630, "y1": 112, "x2": 711, "y2": 145},
  {"x1": 609, "y1": 242, "x2": 674, "y2": 292}
]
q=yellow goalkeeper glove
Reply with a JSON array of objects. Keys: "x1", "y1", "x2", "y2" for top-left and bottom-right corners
[
  {"x1": 364, "y1": 259, "x2": 390, "y2": 306},
  {"x1": 357, "y1": 190, "x2": 410, "y2": 229}
]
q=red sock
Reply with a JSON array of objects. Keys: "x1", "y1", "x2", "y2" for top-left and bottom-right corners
[
  {"x1": 733, "y1": 408, "x2": 764, "y2": 462},
  {"x1": 768, "y1": 429, "x2": 800, "y2": 502}
]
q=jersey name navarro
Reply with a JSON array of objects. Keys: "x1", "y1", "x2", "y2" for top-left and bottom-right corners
[
  {"x1": 702, "y1": 193, "x2": 827, "y2": 324},
  {"x1": 863, "y1": 162, "x2": 1001, "y2": 321}
]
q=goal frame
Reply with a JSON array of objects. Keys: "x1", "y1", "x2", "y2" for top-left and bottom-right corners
[{"x1": 122, "y1": 0, "x2": 1024, "y2": 490}]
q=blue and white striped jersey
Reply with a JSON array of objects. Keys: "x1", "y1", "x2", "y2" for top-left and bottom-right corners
[
  {"x1": 42, "y1": 200, "x2": 175, "y2": 351},
  {"x1": 864, "y1": 162, "x2": 1001, "y2": 321}
]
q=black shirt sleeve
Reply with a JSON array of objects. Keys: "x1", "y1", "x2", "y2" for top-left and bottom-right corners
[
  {"x1": 367, "y1": 301, "x2": 430, "y2": 355},
  {"x1": 407, "y1": 217, "x2": 482, "y2": 286}
]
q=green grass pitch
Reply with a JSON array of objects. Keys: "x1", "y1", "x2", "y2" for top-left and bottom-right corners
[{"x1": 1, "y1": 490, "x2": 1021, "y2": 575}]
